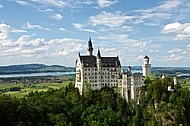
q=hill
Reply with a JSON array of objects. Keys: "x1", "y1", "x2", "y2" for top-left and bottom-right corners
[{"x1": 0, "y1": 64, "x2": 75, "y2": 74}]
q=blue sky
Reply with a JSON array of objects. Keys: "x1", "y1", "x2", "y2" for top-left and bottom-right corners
[{"x1": 0, "y1": 0, "x2": 190, "y2": 67}]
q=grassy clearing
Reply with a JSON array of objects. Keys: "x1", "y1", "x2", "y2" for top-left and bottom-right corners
[
  {"x1": 0, "y1": 81, "x2": 73, "y2": 98},
  {"x1": 0, "y1": 84, "x2": 23, "y2": 89}
]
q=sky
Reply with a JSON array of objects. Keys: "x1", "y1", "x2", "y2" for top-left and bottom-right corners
[{"x1": 0, "y1": 0, "x2": 190, "y2": 67}]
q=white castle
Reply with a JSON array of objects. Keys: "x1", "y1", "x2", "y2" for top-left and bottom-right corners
[{"x1": 75, "y1": 38, "x2": 151, "y2": 102}]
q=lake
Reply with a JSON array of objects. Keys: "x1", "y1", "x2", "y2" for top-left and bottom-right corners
[{"x1": 0, "y1": 72, "x2": 76, "y2": 78}]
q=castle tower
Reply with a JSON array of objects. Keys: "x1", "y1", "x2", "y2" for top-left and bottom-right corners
[
  {"x1": 97, "y1": 49, "x2": 101, "y2": 69},
  {"x1": 127, "y1": 66, "x2": 131, "y2": 73},
  {"x1": 142, "y1": 55, "x2": 151, "y2": 77},
  {"x1": 87, "y1": 37, "x2": 93, "y2": 56},
  {"x1": 173, "y1": 76, "x2": 178, "y2": 85}
]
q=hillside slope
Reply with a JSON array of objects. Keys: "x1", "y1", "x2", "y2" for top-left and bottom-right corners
[{"x1": 0, "y1": 64, "x2": 75, "y2": 74}]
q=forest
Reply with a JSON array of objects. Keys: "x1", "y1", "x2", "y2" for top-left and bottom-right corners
[{"x1": 0, "y1": 77, "x2": 190, "y2": 126}]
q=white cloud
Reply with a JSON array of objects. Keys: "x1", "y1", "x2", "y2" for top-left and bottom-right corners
[
  {"x1": 23, "y1": 22, "x2": 50, "y2": 30},
  {"x1": 44, "y1": 8, "x2": 54, "y2": 12},
  {"x1": 157, "y1": 0, "x2": 182, "y2": 11},
  {"x1": 132, "y1": 0, "x2": 184, "y2": 26},
  {"x1": 89, "y1": 11, "x2": 133, "y2": 28},
  {"x1": 30, "y1": 0, "x2": 67, "y2": 7},
  {"x1": 0, "y1": 5, "x2": 3, "y2": 8},
  {"x1": 0, "y1": 23, "x2": 85, "y2": 65},
  {"x1": 162, "y1": 22, "x2": 190, "y2": 40},
  {"x1": 50, "y1": 13, "x2": 63, "y2": 20},
  {"x1": 73, "y1": 23, "x2": 98, "y2": 33},
  {"x1": 149, "y1": 49, "x2": 159, "y2": 52},
  {"x1": 168, "y1": 54, "x2": 183, "y2": 61},
  {"x1": 134, "y1": 12, "x2": 172, "y2": 25},
  {"x1": 97, "y1": 0, "x2": 118, "y2": 8},
  {"x1": 162, "y1": 22, "x2": 181, "y2": 33},
  {"x1": 73, "y1": 23, "x2": 85, "y2": 30},
  {"x1": 96, "y1": 34, "x2": 148, "y2": 53},
  {"x1": 144, "y1": 22, "x2": 159, "y2": 26},
  {"x1": 168, "y1": 48, "x2": 182, "y2": 53},
  {"x1": 83, "y1": 0, "x2": 94, "y2": 5},
  {"x1": 0, "y1": 23, "x2": 11, "y2": 40},
  {"x1": 135, "y1": 0, "x2": 182, "y2": 13},
  {"x1": 11, "y1": 28, "x2": 27, "y2": 33},
  {"x1": 14, "y1": 0, "x2": 31, "y2": 6},
  {"x1": 134, "y1": 42, "x2": 147, "y2": 48},
  {"x1": 59, "y1": 27, "x2": 66, "y2": 31},
  {"x1": 83, "y1": 29, "x2": 98, "y2": 33}
]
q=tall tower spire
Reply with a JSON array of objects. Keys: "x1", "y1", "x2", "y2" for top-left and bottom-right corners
[
  {"x1": 87, "y1": 37, "x2": 93, "y2": 56},
  {"x1": 97, "y1": 48, "x2": 101, "y2": 69},
  {"x1": 142, "y1": 55, "x2": 151, "y2": 77}
]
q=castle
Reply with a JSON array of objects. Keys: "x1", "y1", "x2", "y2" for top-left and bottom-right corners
[{"x1": 75, "y1": 38, "x2": 151, "y2": 102}]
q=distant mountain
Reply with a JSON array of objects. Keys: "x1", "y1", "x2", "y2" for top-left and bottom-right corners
[
  {"x1": 0, "y1": 64, "x2": 75, "y2": 74},
  {"x1": 122, "y1": 66, "x2": 190, "y2": 76}
]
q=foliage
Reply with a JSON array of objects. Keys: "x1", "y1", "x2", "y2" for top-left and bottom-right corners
[{"x1": 0, "y1": 78, "x2": 190, "y2": 125}]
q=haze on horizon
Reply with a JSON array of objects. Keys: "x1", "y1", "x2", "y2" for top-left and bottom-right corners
[{"x1": 0, "y1": 0, "x2": 190, "y2": 67}]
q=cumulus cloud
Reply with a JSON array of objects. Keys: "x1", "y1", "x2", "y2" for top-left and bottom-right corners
[
  {"x1": 0, "y1": 22, "x2": 87, "y2": 65},
  {"x1": 0, "y1": 5, "x2": 3, "y2": 8},
  {"x1": 89, "y1": 11, "x2": 133, "y2": 28},
  {"x1": 97, "y1": 0, "x2": 118, "y2": 8},
  {"x1": 0, "y1": 23, "x2": 11, "y2": 40},
  {"x1": 162, "y1": 22, "x2": 181, "y2": 33},
  {"x1": 23, "y1": 22, "x2": 50, "y2": 30},
  {"x1": 59, "y1": 27, "x2": 66, "y2": 31},
  {"x1": 168, "y1": 54, "x2": 183, "y2": 61},
  {"x1": 162, "y1": 22, "x2": 190, "y2": 40},
  {"x1": 50, "y1": 13, "x2": 63, "y2": 20},
  {"x1": 134, "y1": 42, "x2": 147, "y2": 48},
  {"x1": 168, "y1": 48, "x2": 182, "y2": 53}
]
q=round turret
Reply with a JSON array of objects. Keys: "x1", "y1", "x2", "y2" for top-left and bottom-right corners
[
  {"x1": 127, "y1": 66, "x2": 131, "y2": 73},
  {"x1": 142, "y1": 55, "x2": 151, "y2": 77},
  {"x1": 143, "y1": 55, "x2": 149, "y2": 65}
]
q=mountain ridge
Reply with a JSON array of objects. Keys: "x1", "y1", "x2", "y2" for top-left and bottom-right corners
[{"x1": 0, "y1": 64, "x2": 75, "y2": 74}]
